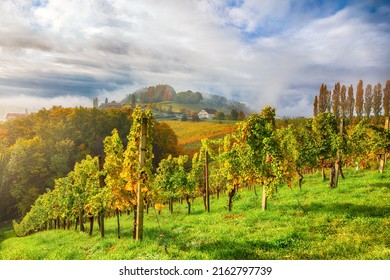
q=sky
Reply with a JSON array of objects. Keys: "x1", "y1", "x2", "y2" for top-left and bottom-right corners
[{"x1": 0, "y1": 0, "x2": 389, "y2": 119}]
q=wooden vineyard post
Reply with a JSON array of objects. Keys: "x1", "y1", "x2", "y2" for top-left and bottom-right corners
[
  {"x1": 379, "y1": 116, "x2": 389, "y2": 174},
  {"x1": 379, "y1": 154, "x2": 385, "y2": 174},
  {"x1": 205, "y1": 150, "x2": 210, "y2": 213},
  {"x1": 262, "y1": 153, "x2": 270, "y2": 211},
  {"x1": 262, "y1": 185, "x2": 267, "y2": 211},
  {"x1": 135, "y1": 117, "x2": 147, "y2": 241},
  {"x1": 334, "y1": 118, "x2": 344, "y2": 187},
  {"x1": 98, "y1": 155, "x2": 105, "y2": 238}
]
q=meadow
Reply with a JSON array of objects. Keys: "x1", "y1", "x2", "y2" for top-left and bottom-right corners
[{"x1": 0, "y1": 165, "x2": 389, "y2": 260}]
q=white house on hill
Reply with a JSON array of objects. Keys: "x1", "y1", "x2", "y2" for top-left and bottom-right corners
[{"x1": 198, "y1": 109, "x2": 216, "y2": 119}]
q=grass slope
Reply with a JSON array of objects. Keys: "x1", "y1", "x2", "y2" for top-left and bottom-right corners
[{"x1": 1, "y1": 165, "x2": 389, "y2": 260}]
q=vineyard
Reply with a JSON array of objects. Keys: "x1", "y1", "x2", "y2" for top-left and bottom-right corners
[
  {"x1": 160, "y1": 120, "x2": 238, "y2": 157},
  {"x1": 0, "y1": 165, "x2": 389, "y2": 260},
  {"x1": 1, "y1": 99, "x2": 390, "y2": 259}
]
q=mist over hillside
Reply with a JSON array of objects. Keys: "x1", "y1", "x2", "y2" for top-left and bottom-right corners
[
  {"x1": 0, "y1": 105, "x2": 28, "y2": 121},
  {"x1": 121, "y1": 84, "x2": 252, "y2": 114}
]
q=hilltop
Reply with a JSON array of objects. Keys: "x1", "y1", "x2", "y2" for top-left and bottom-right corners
[{"x1": 120, "y1": 84, "x2": 252, "y2": 116}]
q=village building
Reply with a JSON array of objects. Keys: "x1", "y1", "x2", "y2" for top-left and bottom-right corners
[
  {"x1": 99, "y1": 98, "x2": 122, "y2": 109},
  {"x1": 5, "y1": 113, "x2": 27, "y2": 121},
  {"x1": 198, "y1": 108, "x2": 216, "y2": 119}
]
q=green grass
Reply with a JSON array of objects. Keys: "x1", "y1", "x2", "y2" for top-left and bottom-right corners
[{"x1": 1, "y1": 165, "x2": 389, "y2": 260}]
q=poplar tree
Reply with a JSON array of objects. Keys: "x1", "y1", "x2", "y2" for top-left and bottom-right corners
[
  {"x1": 318, "y1": 84, "x2": 328, "y2": 113},
  {"x1": 373, "y1": 83, "x2": 382, "y2": 124},
  {"x1": 346, "y1": 85, "x2": 355, "y2": 125},
  {"x1": 355, "y1": 80, "x2": 364, "y2": 120},
  {"x1": 339, "y1": 85, "x2": 347, "y2": 120},
  {"x1": 326, "y1": 90, "x2": 332, "y2": 113},
  {"x1": 384, "y1": 80, "x2": 390, "y2": 130},
  {"x1": 364, "y1": 84, "x2": 373, "y2": 118},
  {"x1": 313, "y1": 96, "x2": 318, "y2": 117},
  {"x1": 332, "y1": 82, "x2": 340, "y2": 120}
]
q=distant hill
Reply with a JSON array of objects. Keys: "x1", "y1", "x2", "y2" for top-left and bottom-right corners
[
  {"x1": 121, "y1": 84, "x2": 176, "y2": 104},
  {"x1": 121, "y1": 84, "x2": 251, "y2": 115}
]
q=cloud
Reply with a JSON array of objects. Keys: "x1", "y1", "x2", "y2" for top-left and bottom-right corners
[
  {"x1": 0, "y1": 94, "x2": 92, "y2": 121},
  {"x1": 0, "y1": 0, "x2": 389, "y2": 118}
]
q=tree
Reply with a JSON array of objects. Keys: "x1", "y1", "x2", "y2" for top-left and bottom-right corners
[
  {"x1": 152, "y1": 122, "x2": 179, "y2": 169},
  {"x1": 241, "y1": 106, "x2": 284, "y2": 210},
  {"x1": 355, "y1": 80, "x2": 364, "y2": 120},
  {"x1": 153, "y1": 155, "x2": 188, "y2": 214},
  {"x1": 318, "y1": 84, "x2": 328, "y2": 113},
  {"x1": 348, "y1": 119, "x2": 389, "y2": 173},
  {"x1": 384, "y1": 80, "x2": 390, "y2": 130},
  {"x1": 188, "y1": 152, "x2": 206, "y2": 210},
  {"x1": 70, "y1": 155, "x2": 101, "y2": 233},
  {"x1": 313, "y1": 95, "x2": 318, "y2": 117},
  {"x1": 230, "y1": 109, "x2": 239, "y2": 121},
  {"x1": 174, "y1": 91, "x2": 202, "y2": 104},
  {"x1": 7, "y1": 136, "x2": 49, "y2": 216},
  {"x1": 180, "y1": 159, "x2": 196, "y2": 214},
  {"x1": 121, "y1": 107, "x2": 154, "y2": 240},
  {"x1": 0, "y1": 146, "x2": 18, "y2": 223},
  {"x1": 367, "y1": 125, "x2": 390, "y2": 174},
  {"x1": 332, "y1": 82, "x2": 340, "y2": 120},
  {"x1": 191, "y1": 114, "x2": 200, "y2": 122},
  {"x1": 78, "y1": 155, "x2": 101, "y2": 236},
  {"x1": 346, "y1": 85, "x2": 355, "y2": 126},
  {"x1": 1, "y1": 105, "x2": 183, "y2": 226},
  {"x1": 131, "y1": 94, "x2": 136, "y2": 106},
  {"x1": 339, "y1": 84, "x2": 347, "y2": 121},
  {"x1": 103, "y1": 129, "x2": 127, "y2": 238},
  {"x1": 181, "y1": 113, "x2": 188, "y2": 122},
  {"x1": 373, "y1": 83, "x2": 382, "y2": 124},
  {"x1": 53, "y1": 175, "x2": 76, "y2": 231},
  {"x1": 238, "y1": 111, "x2": 246, "y2": 120},
  {"x1": 215, "y1": 111, "x2": 225, "y2": 121},
  {"x1": 364, "y1": 84, "x2": 373, "y2": 118},
  {"x1": 277, "y1": 121, "x2": 317, "y2": 189},
  {"x1": 326, "y1": 90, "x2": 332, "y2": 112},
  {"x1": 216, "y1": 134, "x2": 246, "y2": 211},
  {"x1": 312, "y1": 113, "x2": 338, "y2": 186}
]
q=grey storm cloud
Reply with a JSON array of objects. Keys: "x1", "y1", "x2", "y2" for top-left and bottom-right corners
[{"x1": 0, "y1": 0, "x2": 389, "y2": 119}]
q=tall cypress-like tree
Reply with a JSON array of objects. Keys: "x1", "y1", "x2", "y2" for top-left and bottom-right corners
[
  {"x1": 384, "y1": 80, "x2": 390, "y2": 117},
  {"x1": 313, "y1": 95, "x2": 319, "y2": 117},
  {"x1": 332, "y1": 82, "x2": 340, "y2": 120},
  {"x1": 318, "y1": 83, "x2": 328, "y2": 113},
  {"x1": 373, "y1": 83, "x2": 382, "y2": 124},
  {"x1": 340, "y1": 84, "x2": 347, "y2": 120},
  {"x1": 326, "y1": 90, "x2": 332, "y2": 113},
  {"x1": 346, "y1": 85, "x2": 355, "y2": 125},
  {"x1": 355, "y1": 80, "x2": 364, "y2": 120},
  {"x1": 384, "y1": 80, "x2": 390, "y2": 130},
  {"x1": 364, "y1": 84, "x2": 373, "y2": 118}
]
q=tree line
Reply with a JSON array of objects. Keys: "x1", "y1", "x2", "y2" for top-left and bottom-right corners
[
  {"x1": 0, "y1": 106, "x2": 179, "y2": 224},
  {"x1": 313, "y1": 80, "x2": 390, "y2": 125},
  {"x1": 11, "y1": 103, "x2": 389, "y2": 238}
]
